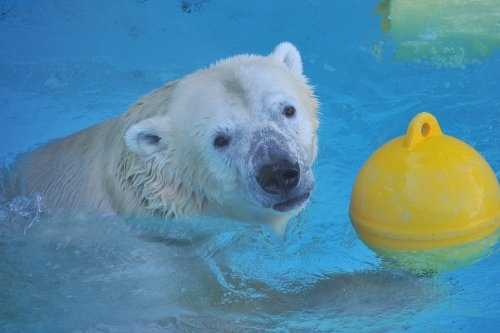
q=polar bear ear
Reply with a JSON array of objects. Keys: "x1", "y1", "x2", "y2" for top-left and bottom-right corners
[
  {"x1": 271, "y1": 42, "x2": 303, "y2": 77},
  {"x1": 124, "y1": 117, "x2": 169, "y2": 157}
]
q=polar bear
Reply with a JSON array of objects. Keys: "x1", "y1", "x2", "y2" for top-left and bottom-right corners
[{"x1": 16, "y1": 42, "x2": 319, "y2": 232}]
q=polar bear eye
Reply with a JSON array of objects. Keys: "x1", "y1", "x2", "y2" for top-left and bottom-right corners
[
  {"x1": 213, "y1": 135, "x2": 231, "y2": 148},
  {"x1": 139, "y1": 133, "x2": 161, "y2": 145},
  {"x1": 283, "y1": 105, "x2": 296, "y2": 118}
]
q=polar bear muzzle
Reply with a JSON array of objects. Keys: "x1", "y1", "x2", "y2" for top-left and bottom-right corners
[
  {"x1": 249, "y1": 128, "x2": 314, "y2": 213},
  {"x1": 256, "y1": 146, "x2": 300, "y2": 195}
]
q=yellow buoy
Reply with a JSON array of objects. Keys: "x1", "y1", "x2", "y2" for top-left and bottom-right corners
[{"x1": 349, "y1": 112, "x2": 500, "y2": 272}]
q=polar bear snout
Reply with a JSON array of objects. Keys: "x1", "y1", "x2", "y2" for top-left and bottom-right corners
[
  {"x1": 257, "y1": 158, "x2": 300, "y2": 195},
  {"x1": 249, "y1": 129, "x2": 314, "y2": 214}
]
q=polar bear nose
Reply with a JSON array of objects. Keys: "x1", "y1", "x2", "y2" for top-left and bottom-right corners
[{"x1": 257, "y1": 159, "x2": 300, "y2": 195}]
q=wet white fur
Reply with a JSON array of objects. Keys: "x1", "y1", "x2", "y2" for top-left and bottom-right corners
[{"x1": 19, "y1": 42, "x2": 319, "y2": 232}]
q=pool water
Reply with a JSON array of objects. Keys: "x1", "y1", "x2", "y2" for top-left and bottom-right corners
[{"x1": 1, "y1": 1, "x2": 499, "y2": 332}]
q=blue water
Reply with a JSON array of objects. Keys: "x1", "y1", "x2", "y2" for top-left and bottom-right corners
[{"x1": 1, "y1": 1, "x2": 499, "y2": 332}]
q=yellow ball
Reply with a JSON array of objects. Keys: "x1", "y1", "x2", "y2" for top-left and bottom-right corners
[{"x1": 349, "y1": 112, "x2": 500, "y2": 272}]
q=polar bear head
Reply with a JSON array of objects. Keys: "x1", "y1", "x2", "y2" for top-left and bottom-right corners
[{"x1": 124, "y1": 42, "x2": 319, "y2": 232}]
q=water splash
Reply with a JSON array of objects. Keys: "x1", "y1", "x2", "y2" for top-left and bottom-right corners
[{"x1": 0, "y1": 193, "x2": 45, "y2": 238}]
